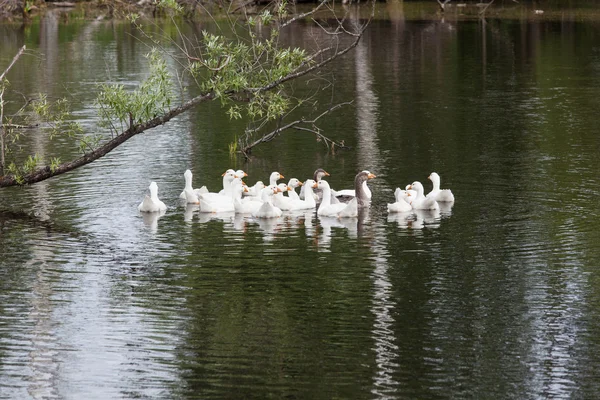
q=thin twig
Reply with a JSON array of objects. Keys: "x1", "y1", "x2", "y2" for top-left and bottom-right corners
[{"x1": 241, "y1": 101, "x2": 353, "y2": 156}]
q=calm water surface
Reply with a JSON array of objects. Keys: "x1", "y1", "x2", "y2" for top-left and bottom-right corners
[{"x1": 1, "y1": 3, "x2": 600, "y2": 399}]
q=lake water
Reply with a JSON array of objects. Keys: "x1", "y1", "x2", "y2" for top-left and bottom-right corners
[{"x1": 1, "y1": 2, "x2": 600, "y2": 399}]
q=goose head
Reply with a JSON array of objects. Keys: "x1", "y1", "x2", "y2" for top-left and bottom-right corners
[
  {"x1": 428, "y1": 172, "x2": 441, "y2": 189},
  {"x1": 236, "y1": 169, "x2": 248, "y2": 178},
  {"x1": 269, "y1": 171, "x2": 284, "y2": 186},
  {"x1": 288, "y1": 178, "x2": 303, "y2": 188},
  {"x1": 315, "y1": 180, "x2": 331, "y2": 191},
  {"x1": 313, "y1": 168, "x2": 330, "y2": 181},
  {"x1": 355, "y1": 170, "x2": 376, "y2": 186},
  {"x1": 408, "y1": 181, "x2": 425, "y2": 196},
  {"x1": 277, "y1": 183, "x2": 291, "y2": 195}
]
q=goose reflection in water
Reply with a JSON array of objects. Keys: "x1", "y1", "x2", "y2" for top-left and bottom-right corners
[
  {"x1": 387, "y1": 208, "x2": 442, "y2": 230},
  {"x1": 141, "y1": 209, "x2": 166, "y2": 232},
  {"x1": 184, "y1": 203, "x2": 199, "y2": 223}
]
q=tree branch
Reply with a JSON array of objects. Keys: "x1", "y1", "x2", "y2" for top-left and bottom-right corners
[
  {"x1": 0, "y1": 92, "x2": 214, "y2": 187},
  {"x1": 0, "y1": 45, "x2": 26, "y2": 82},
  {"x1": 241, "y1": 101, "x2": 352, "y2": 157}
]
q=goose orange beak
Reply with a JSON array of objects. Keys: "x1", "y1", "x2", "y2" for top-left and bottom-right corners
[
  {"x1": 407, "y1": 185, "x2": 413, "y2": 190},
  {"x1": 221, "y1": 172, "x2": 226, "y2": 176},
  {"x1": 312, "y1": 182, "x2": 318, "y2": 188},
  {"x1": 287, "y1": 186, "x2": 292, "y2": 191},
  {"x1": 243, "y1": 187, "x2": 249, "y2": 192},
  {"x1": 368, "y1": 173, "x2": 376, "y2": 179},
  {"x1": 280, "y1": 174, "x2": 285, "y2": 179},
  {"x1": 324, "y1": 171, "x2": 330, "y2": 176},
  {"x1": 298, "y1": 181, "x2": 303, "y2": 186},
  {"x1": 242, "y1": 172, "x2": 248, "y2": 177}
]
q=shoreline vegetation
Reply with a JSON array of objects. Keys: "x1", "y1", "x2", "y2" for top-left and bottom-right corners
[{"x1": 2, "y1": 0, "x2": 600, "y2": 24}]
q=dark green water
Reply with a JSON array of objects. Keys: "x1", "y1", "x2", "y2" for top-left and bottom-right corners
[{"x1": 1, "y1": 3, "x2": 600, "y2": 399}]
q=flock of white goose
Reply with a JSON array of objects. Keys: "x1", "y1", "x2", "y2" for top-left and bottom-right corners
[{"x1": 138, "y1": 168, "x2": 454, "y2": 218}]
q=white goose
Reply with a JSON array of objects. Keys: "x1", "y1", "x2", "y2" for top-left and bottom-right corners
[
  {"x1": 233, "y1": 181, "x2": 263, "y2": 214},
  {"x1": 243, "y1": 180, "x2": 265, "y2": 198},
  {"x1": 199, "y1": 171, "x2": 238, "y2": 212},
  {"x1": 272, "y1": 183, "x2": 294, "y2": 211},
  {"x1": 426, "y1": 172, "x2": 455, "y2": 202},
  {"x1": 315, "y1": 180, "x2": 352, "y2": 217},
  {"x1": 269, "y1": 171, "x2": 285, "y2": 187},
  {"x1": 138, "y1": 181, "x2": 167, "y2": 212},
  {"x1": 252, "y1": 186, "x2": 283, "y2": 218},
  {"x1": 300, "y1": 168, "x2": 329, "y2": 200},
  {"x1": 287, "y1": 178, "x2": 303, "y2": 201},
  {"x1": 217, "y1": 169, "x2": 238, "y2": 196},
  {"x1": 387, "y1": 188, "x2": 412, "y2": 213},
  {"x1": 179, "y1": 169, "x2": 208, "y2": 203},
  {"x1": 407, "y1": 181, "x2": 439, "y2": 211},
  {"x1": 288, "y1": 179, "x2": 317, "y2": 211}
]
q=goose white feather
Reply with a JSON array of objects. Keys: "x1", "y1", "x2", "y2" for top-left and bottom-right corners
[
  {"x1": 252, "y1": 186, "x2": 283, "y2": 218},
  {"x1": 408, "y1": 181, "x2": 439, "y2": 210},
  {"x1": 199, "y1": 172, "x2": 238, "y2": 212},
  {"x1": 269, "y1": 171, "x2": 285, "y2": 187},
  {"x1": 315, "y1": 180, "x2": 351, "y2": 217},
  {"x1": 287, "y1": 179, "x2": 302, "y2": 201},
  {"x1": 426, "y1": 172, "x2": 455, "y2": 202},
  {"x1": 272, "y1": 183, "x2": 294, "y2": 211},
  {"x1": 179, "y1": 169, "x2": 208, "y2": 202},
  {"x1": 288, "y1": 179, "x2": 316, "y2": 210},
  {"x1": 387, "y1": 188, "x2": 412, "y2": 213},
  {"x1": 138, "y1": 181, "x2": 167, "y2": 212}
]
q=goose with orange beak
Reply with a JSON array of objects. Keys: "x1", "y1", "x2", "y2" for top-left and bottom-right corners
[
  {"x1": 269, "y1": 171, "x2": 285, "y2": 187},
  {"x1": 407, "y1": 181, "x2": 439, "y2": 211},
  {"x1": 426, "y1": 172, "x2": 455, "y2": 202},
  {"x1": 300, "y1": 168, "x2": 330, "y2": 200},
  {"x1": 253, "y1": 185, "x2": 283, "y2": 218}
]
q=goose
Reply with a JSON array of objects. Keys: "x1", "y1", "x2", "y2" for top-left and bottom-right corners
[
  {"x1": 273, "y1": 183, "x2": 294, "y2": 211},
  {"x1": 233, "y1": 181, "x2": 263, "y2": 214},
  {"x1": 179, "y1": 169, "x2": 208, "y2": 202},
  {"x1": 287, "y1": 179, "x2": 303, "y2": 201},
  {"x1": 407, "y1": 181, "x2": 439, "y2": 211},
  {"x1": 199, "y1": 172, "x2": 238, "y2": 212},
  {"x1": 288, "y1": 179, "x2": 317, "y2": 210},
  {"x1": 387, "y1": 189, "x2": 412, "y2": 213},
  {"x1": 217, "y1": 169, "x2": 239, "y2": 196},
  {"x1": 329, "y1": 171, "x2": 376, "y2": 217},
  {"x1": 300, "y1": 168, "x2": 329, "y2": 200},
  {"x1": 269, "y1": 171, "x2": 285, "y2": 187},
  {"x1": 252, "y1": 186, "x2": 283, "y2": 218},
  {"x1": 315, "y1": 180, "x2": 352, "y2": 217},
  {"x1": 353, "y1": 170, "x2": 376, "y2": 208},
  {"x1": 243, "y1": 180, "x2": 265, "y2": 198},
  {"x1": 138, "y1": 181, "x2": 167, "y2": 212},
  {"x1": 332, "y1": 180, "x2": 372, "y2": 202},
  {"x1": 426, "y1": 172, "x2": 455, "y2": 202},
  {"x1": 201, "y1": 170, "x2": 237, "y2": 201}
]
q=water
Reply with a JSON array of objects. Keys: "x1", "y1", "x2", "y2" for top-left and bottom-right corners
[{"x1": 2, "y1": 3, "x2": 600, "y2": 399}]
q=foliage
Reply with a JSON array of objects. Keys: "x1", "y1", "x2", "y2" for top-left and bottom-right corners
[{"x1": 96, "y1": 49, "x2": 173, "y2": 133}]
